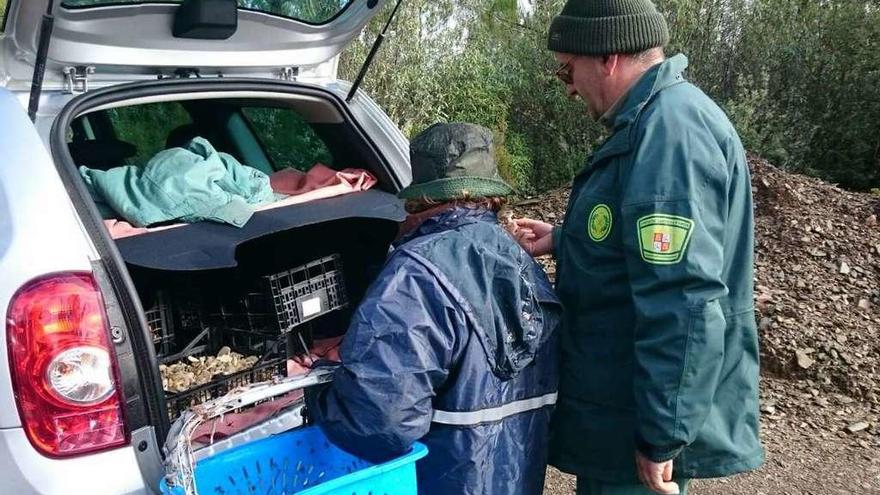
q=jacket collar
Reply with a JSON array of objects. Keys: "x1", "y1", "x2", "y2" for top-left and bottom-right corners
[
  {"x1": 581, "y1": 54, "x2": 689, "y2": 174},
  {"x1": 609, "y1": 53, "x2": 688, "y2": 131},
  {"x1": 396, "y1": 206, "x2": 498, "y2": 246}
]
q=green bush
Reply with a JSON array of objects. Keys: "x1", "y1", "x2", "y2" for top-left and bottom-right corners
[
  {"x1": 494, "y1": 128, "x2": 535, "y2": 195},
  {"x1": 342, "y1": 0, "x2": 879, "y2": 192}
]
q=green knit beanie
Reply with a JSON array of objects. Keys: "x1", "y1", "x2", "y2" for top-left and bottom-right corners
[{"x1": 548, "y1": 0, "x2": 670, "y2": 56}]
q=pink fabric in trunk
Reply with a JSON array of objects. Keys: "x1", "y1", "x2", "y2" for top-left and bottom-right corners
[
  {"x1": 103, "y1": 219, "x2": 152, "y2": 238},
  {"x1": 190, "y1": 391, "x2": 304, "y2": 445},
  {"x1": 268, "y1": 164, "x2": 377, "y2": 204},
  {"x1": 105, "y1": 165, "x2": 377, "y2": 239}
]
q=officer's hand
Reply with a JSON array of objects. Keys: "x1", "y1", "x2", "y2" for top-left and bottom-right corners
[
  {"x1": 509, "y1": 218, "x2": 554, "y2": 257},
  {"x1": 635, "y1": 452, "x2": 680, "y2": 495}
]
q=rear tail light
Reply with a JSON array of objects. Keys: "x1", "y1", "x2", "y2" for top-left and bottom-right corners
[
  {"x1": 6, "y1": 273, "x2": 129, "y2": 457},
  {"x1": 47, "y1": 346, "x2": 115, "y2": 404}
]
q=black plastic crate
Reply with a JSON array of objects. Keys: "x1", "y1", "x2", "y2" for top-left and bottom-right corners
[
  {"x1": 159, "y1": 325, "x2": 286, "y2": 365},
  {"x1": 164, "y1": 357, "x2": 287, "y2": 420},
  {"x1": 269, "y1": 255, "x2": 348, "y2": 331},
  {"x1": 161, "y1": 327, "x2": 288, "y2": 420},
  {"x1": 145, "y1": 292, "x2": 175, "y2": 357},
  {"x1": 210, "y1": 254, "x2": 349, "y2": 335}
]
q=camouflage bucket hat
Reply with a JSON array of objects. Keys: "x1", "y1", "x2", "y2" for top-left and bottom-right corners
[{"x1": 398, "y1": 122, "x2": 514, "y2": 202}]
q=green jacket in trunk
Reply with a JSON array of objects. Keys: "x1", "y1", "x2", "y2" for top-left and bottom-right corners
[{"x1": 549, "y1": 54, "x2": 764, "y2": 482}]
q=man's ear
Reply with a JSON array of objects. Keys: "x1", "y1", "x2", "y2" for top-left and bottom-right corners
[{"x1": 601, "y1": 54, "x2": 620, "y2": 76}]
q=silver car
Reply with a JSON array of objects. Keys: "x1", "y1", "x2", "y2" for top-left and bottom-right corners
[{"x1": 0, "y1": 0, "x2": 411, "y2": 493}]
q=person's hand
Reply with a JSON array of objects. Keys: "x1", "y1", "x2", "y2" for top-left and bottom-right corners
[
  {"x1": 287, "y1": 353, "x2": 320, "y2": 376},
  {"x1": 286, "y1": 337, "x2": 343, "y2": 376},
  {"x1": 635, "y1": 452, "x2": 680, "y2": 495},
  {"x1": 508, "y1": 218, "x2": 555, "y2": 257}
]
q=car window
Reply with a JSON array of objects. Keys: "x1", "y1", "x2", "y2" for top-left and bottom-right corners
[
  {"x1": 106, "y1": 102, "x2": 192, "y2": 165},
  {"x1": 241, "y1": 107, "x2": 333, "y2": 172},
  {"x1": 61, "y1": 0, "x2": 353, "y2": 25}
]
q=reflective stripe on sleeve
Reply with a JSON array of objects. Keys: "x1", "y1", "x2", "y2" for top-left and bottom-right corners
[{"x1": 432, "y1": 392, "x2": 558, "y2": 426}]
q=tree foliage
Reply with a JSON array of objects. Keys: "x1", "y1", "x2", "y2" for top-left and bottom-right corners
[
  {"x1": 339, "y1": 0, "x2": 596, "y2": 193},
  {"x1": 342, "y1": 0, "x2": 880, "y2": 192},
  {"x1": 660, "y1": 0, "x2": 880, "y2": 190}
]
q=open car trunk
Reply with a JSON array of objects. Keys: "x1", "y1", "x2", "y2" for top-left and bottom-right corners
[
  {"x1": 50, "y1": 78, "x2": 407, "y2": 452},
  {"x1": 136, "y1": 216, "x2": 396, "y2": 420}
]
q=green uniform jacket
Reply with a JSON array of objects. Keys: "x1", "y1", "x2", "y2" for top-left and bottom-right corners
[{"x1": 549, "y1": 55, "x2": 764, "y2": 482}]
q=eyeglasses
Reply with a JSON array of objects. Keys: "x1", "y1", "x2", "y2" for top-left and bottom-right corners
[{"x1": 554, "y1": 56, "x2": 576, "y2": 85}]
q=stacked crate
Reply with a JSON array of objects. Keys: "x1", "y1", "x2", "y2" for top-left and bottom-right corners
[{"x1": 151, "y1": 254, "x2": 349, "y2": 420}]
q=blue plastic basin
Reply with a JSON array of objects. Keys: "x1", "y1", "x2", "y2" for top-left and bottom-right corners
[{"x1": 159, "y1": 426, "x2": 427, "y2": 494}]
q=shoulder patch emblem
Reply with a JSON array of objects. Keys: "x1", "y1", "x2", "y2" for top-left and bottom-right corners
[
  {"x1": 588, "y1": 204, "x2": 613, "y2": 242},
  {"x1": 637, "y1": 214, "x2": 694, "y2": 264}
]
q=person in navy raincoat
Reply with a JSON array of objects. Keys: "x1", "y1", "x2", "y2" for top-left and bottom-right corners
[{"x1": 307, "y1": 122, "x2": 561, "y2": 495}]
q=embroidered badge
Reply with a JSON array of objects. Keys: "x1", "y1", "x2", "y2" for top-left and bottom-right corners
[
  {"x1": 588, "y1": 204, "x2": 613, "y2": 242},
  {"x1": 637, "y1": 214, "x2": 694, "y2": 264}
]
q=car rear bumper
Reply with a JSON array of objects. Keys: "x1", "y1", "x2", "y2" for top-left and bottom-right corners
[{"x1": 0, "y1": 427, "x2": 153, "y2": 494}]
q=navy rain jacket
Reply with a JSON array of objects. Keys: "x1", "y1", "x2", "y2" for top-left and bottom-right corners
[{"x1": 310, "y1": 207, "x2": 561, "y2": 495}]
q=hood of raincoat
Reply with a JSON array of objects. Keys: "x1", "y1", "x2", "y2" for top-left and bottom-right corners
[{"x1": 399, "y1": 206, "x2": 554, "y2": 379}]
